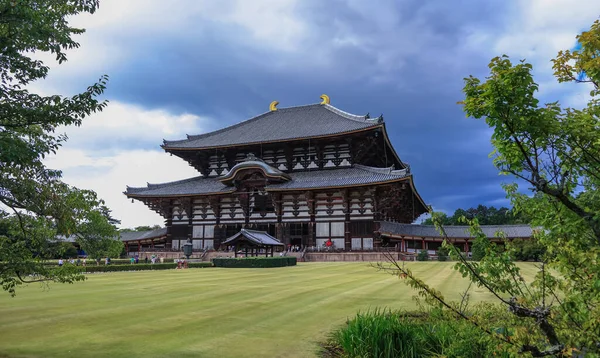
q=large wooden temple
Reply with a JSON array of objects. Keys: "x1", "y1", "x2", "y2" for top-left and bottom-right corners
[{"x1": 124, "y1": 95, "x2": 430, "y2": 251}]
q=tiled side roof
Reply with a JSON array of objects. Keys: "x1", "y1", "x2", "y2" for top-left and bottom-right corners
[
  {"x1": 379, "y1": 221, "x2": 535, "y2": 239},
  {"x1": 162, "y1": 104, "x2": 381, "y2": 149},
  {"x1": 222, "y1": 229, "x2": 284, "y2": 246},
  {"x1": 124, "y1": 165, "x2": 411, "y2": 197},
  {"x1": 119, "y1": 228, "x2": 167, "y2": 242}
]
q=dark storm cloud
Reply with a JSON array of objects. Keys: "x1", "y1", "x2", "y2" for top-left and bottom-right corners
[{"x1": 67, "y1": 0, "x2": 524, "y2": 216}]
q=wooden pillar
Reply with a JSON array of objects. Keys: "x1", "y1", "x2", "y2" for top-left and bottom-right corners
[
  {"x1": 464, "y1": 239, "x2": 469, "y2": 254},
  {"x1": 342, "y1": 189, "x2": 351, "y2": 251},
  {"x1": 210, "y1": 196, "x2": 222, "y2": 249},
  {"x1": 272, "y1": 193, "x2": 284, "y2": 241},
  {"x1": 401, "y1": 237, "x2": 405, "y2": 252},
  {"x1": 185, "y1": 197, "x2": 194, "y2": 243},
  {"x1": 305, "y1": 191, "x2": 316, "y2": 247},
  {"x1": 138, "y1": 240, "x2": 141, "y2": 253},
  {"x1": 422, "y1": 238, "x2": 426, "y2": 250}
]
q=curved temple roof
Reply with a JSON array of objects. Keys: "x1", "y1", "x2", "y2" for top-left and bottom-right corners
[
  {"x1": 220, "y1": 159, "x2": 291, "y2": 185},
  {"x1": 379, "y1": 221, "x2": 536, "y2": 239},
  {"x1": 222, "y1": 229, "x2": 284, "y2": 247},
  {"x1": 124, "y1": 164, "x2": 412, "y2": 197},
  {"x1": 162, "y1": 103, "x2": 382, "y2": 150}
]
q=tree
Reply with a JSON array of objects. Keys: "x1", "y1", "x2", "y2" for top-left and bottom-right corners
[
  {"x1": 0, "y1": 1, "x2": 115, "y2": 296},
  {"x1": 383, "y1": 21, "x2": 600, "y2": 356},
  {"x1": 75, "y1": 210, "x2": 123, "y2": 260},
  {"x1": 119, "y1": 225, "x2": 161, "y2": 233},
  {"x1": 422, "y1": 205, "x2": 529, "y2": 225}
]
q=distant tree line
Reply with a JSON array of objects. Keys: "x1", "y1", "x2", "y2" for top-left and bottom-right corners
[
  {"x1": 119, "y1": 225, "x2": 162, "y2": 233},
  {"x1": 421, "y1": 204, "x2": 530, "y2": 226}
]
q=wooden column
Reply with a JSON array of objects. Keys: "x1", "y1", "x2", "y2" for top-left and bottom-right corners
[
  {"x1": 182, "y1": 197, "x2": 194, "y2": 242},
  {"x1": 271, "y1": 193, "x2": 284, "y2": 241},
  {"x1": 464, "y1": 239, "x2": 469, "y2": 254},
  {"x1": 342, "y1": 189, "x2": 351, "y2": 251},
  {"x1": 401, "y1": 237, "x2": 405, "y2": 252},
  {"x1": 305, "y1": 191, "x2": 316, "y2": 247},
  {"x1": 210, "y1": 196, "x2": 222, "y2": 249},
  {"x1": 422, "y1": 238, "x2": 426, "y2": 250}
]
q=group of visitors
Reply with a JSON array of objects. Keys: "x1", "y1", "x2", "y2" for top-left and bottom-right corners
[
  {"x1": 175, "y1": 258, "x2": 188, "y2": 269},
  {"x1": 57, "y1": 258, "x2": 87, "y2": 266},
  {"x1": 147, "y1": 254, "x2": 164, "y2": 264},
  {"x1": 287, "y1": 245, "x2": 302, "y2": 252}
]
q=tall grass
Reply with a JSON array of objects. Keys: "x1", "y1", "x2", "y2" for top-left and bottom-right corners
[{"x1": 325, "y1": 308, "x2": 512, "y2": 358}]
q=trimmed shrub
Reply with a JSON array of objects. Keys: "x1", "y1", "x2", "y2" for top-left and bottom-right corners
[
  {"x1": 437, "y1": 246, "x2": 450, "y2": 261},
  {"x1": 212, "y1": 256, "x2": 297, "y2": 268},
  {"x1": 416, "y1": 249, "x2": 429, "y2": 261},
  {"x1": 81, "y1": 262, "x2": 212, "y2": 273},
  {"x1": 42, "y1": 257, "x2": 176, "y2": 266}
]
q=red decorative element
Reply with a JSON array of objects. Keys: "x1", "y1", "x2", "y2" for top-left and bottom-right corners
[{"x1": 326, "y1": 239, "x2": 333, "y2": 247}]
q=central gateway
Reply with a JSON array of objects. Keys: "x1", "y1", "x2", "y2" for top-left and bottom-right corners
[{"x1": 124, "y1": 96, "x2": 428, "y2": 251}]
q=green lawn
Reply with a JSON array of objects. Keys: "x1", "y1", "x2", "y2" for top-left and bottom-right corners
[{"x1": 0, "y1": 262, "x2": 538, "y2": 358}]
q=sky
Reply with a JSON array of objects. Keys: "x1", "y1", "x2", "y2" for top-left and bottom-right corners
[{"x1": 38, "y1": 0, "x2": 600, "y2": 228}]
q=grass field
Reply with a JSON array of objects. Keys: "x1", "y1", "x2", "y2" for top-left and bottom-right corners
[{"x1": 0, "y1": 262, "x2": 538, "y2": 358}]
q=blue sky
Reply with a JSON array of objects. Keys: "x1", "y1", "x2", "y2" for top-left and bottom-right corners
[{"x1": 39, "y1": 0, "x2": 600, "y2": 228}]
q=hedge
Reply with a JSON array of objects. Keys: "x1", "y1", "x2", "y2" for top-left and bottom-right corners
[
  {"x1": 41, "y1": 258, "x2": 176, "y2": 266},
  {"x1": 81, "y1": 262, "x2": 212, "y2": 273},
  {"x1": 212, "y1": 256, "x2": 297, "y2": 268}
]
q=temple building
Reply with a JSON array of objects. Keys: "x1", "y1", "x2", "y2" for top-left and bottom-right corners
[{"x1": 124, "y1": 95, "x2": 430, "y2": 252}]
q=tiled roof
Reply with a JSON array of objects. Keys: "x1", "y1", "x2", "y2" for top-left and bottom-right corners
[
  {"x1": 162, "y1": 104, "x2": 381, "y2": 149},
  {"x1": 269, "y1": 165, "x2": 409, "y2": 190},
  {"x1": 119, "y1": 228, "x2": 167, "y2": 242},
  {"x1": 220, "y1": 158, "x2": 291, "y2": 185},
  {"x1": 222, "y1": 229, "x2": 284, "y2": 246},
  {"x1": 379, "y1": 221, "x2": 535, "y2": 239},
  {"x1": 125, "y1": 165, "x2": 410, "y2": 197}
]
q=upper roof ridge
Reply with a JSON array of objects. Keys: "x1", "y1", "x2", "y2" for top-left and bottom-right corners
[
  {"x1": 323, "y1": 103, "x2": 377, "y2": 122},
  {"x1": 136, "y1": 176, "x2": 204, "y2": 190},
  {"x1": 354, "y1": 164, "x2": 409, "y2": 176}
]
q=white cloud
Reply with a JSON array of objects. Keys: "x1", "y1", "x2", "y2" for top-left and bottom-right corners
[
  {"x1": 482, "y1": 0, "x2": 600, "y2": 101},
  {"x1": 46, "y1": 148, "x2": 198, "y2": 228},
  {"x1": 43, "y1": 102, "x2": 209, "y2": 228},
  {"x1": 52, "y1": 101, "x2": 210, "y2": 151}
]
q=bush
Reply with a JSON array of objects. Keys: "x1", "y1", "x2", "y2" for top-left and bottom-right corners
[
  {"x1": 510, "y1": 238, "x2": 546, "y2": 261},
  {"x1": 212, "y1": 256, "x2": 297, "y2": 268},
  {"x1": 437, "y1": 246, "x2": 449, "y2": 261},
  {"x1": 416, "y1": 249, "x2": 429, "y2": 261},
  {"x1": 324, "y1": 309, "x2": 510, "y2": 358},
  {"x1": 41, "y1": 257, "x2": 176, "y2": 266},
  {"x1": 81, "y1": 262, "x2": 212, "y2": 273}
]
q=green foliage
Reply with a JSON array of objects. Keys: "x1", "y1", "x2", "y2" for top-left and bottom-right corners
[
  {"x1": 423, "y1": 205, "x2": 529, "y2": 225},
  {"x1": 81, "y1": 262, "x2": 212, "y2": 273},
  {"x1": 416, "y1": 249, "x2": 429, "y2": 261},
  {"x1": 0, "y1": 1, "x2": 115, "y2": 296},
  {"x1": 324, "y1": 308, "x2": 512, "y2": 358},
  {"x1": 397, "y1": 20, "x2": 600, "y2": 356},
  {"x1": 437, "y1": 245, "x2": 449, "y2": 261},
  {"x1": 509, "y1": 238, "x2": 546, "y2": 261},
  {"x1": 212, "y1": 256, "x2": 297, "y2": 268},
  {"x1": 119, "y1": 225, "x2": 162, "y2": 233},
  {"x1": 470, "y1": 237, "x2": 487, "y2": 261}
]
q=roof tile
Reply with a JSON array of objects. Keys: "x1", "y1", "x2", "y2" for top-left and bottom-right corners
[{"x1": 163, "y1": 104, "x2": 381, "y2": 149}]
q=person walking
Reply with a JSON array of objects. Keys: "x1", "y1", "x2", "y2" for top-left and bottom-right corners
[{"x1": 58, "y1": 258, "x2": 63, "y2": 267}]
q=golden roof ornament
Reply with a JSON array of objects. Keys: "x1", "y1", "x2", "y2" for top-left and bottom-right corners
[
  {"x1": 269, "y1": 100, "x2": 279, "y2": 111},
  {"x1": 320, "y1": 94, "x2": 330, "y2": 105}
]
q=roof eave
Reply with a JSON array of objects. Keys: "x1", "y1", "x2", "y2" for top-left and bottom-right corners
[{"x1": 162, "y1": 125, "x2": 383, "y2": 152}]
